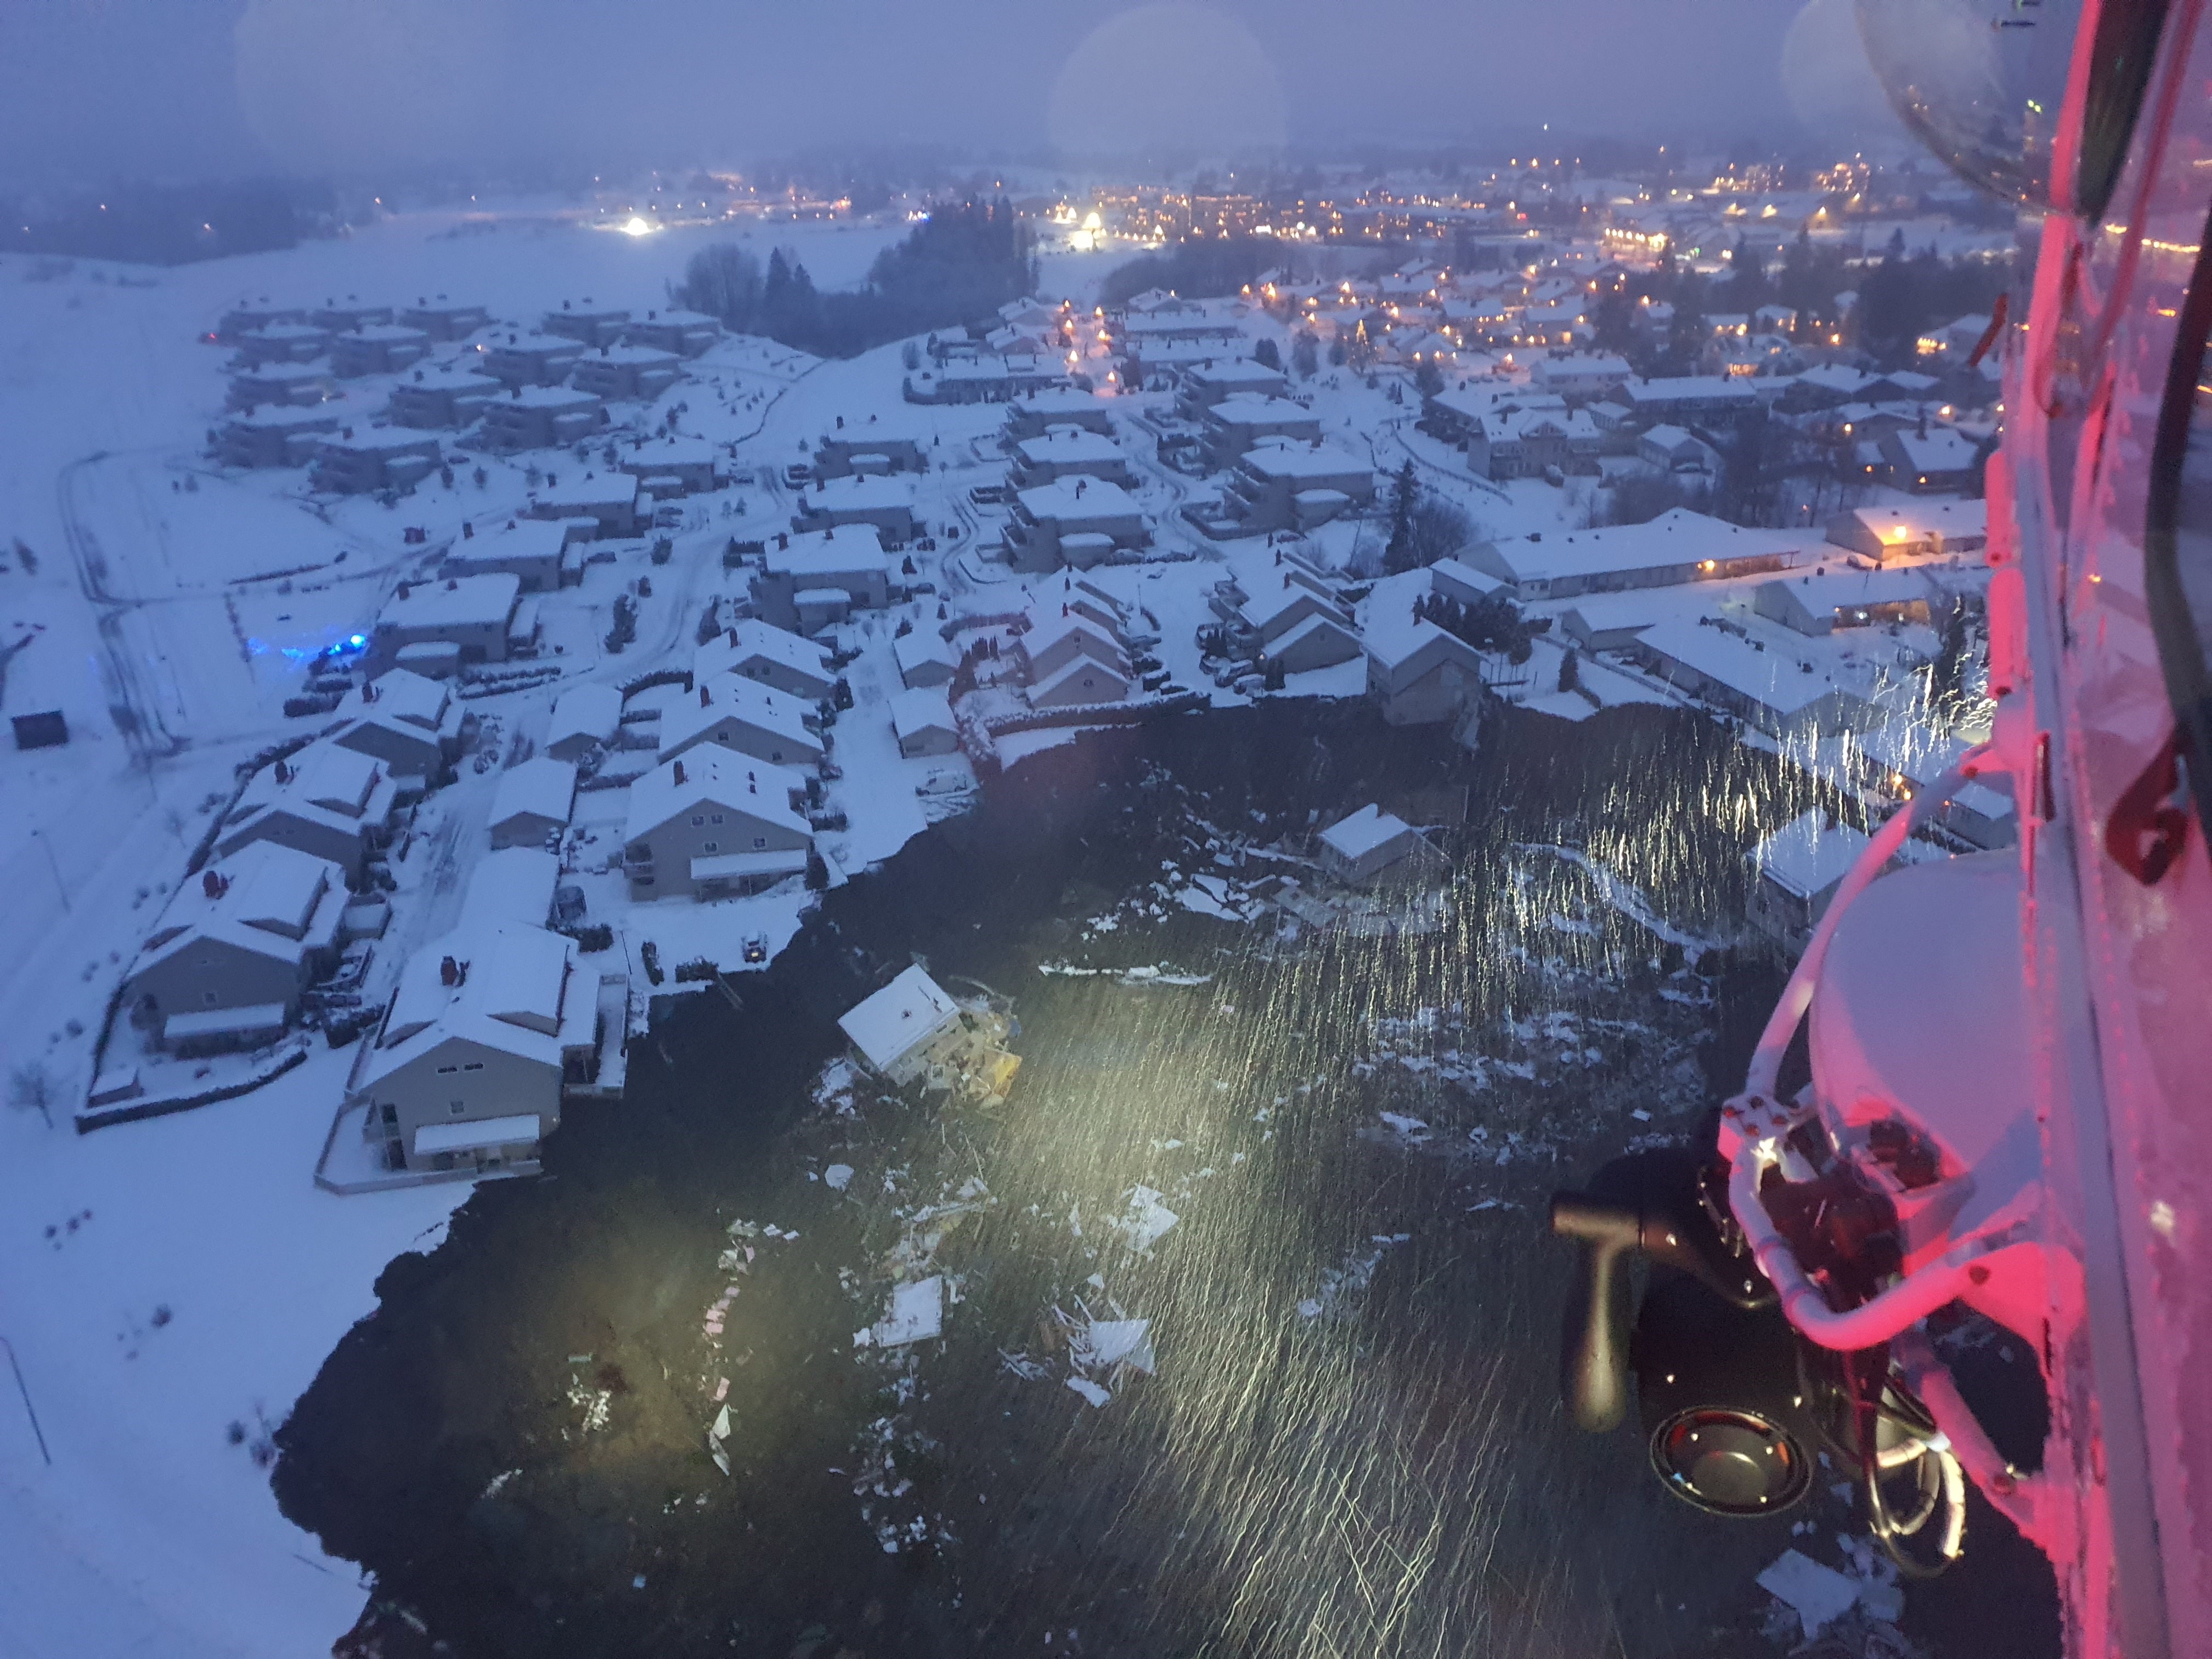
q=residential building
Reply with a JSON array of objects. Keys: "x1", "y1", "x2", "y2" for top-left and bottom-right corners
[
  {"x1": 1005, "y1": 387, "x2": 1116, "y2": 439},
  {"x1": 693, "y1": 619, "x2": 836, "y2": 701},
  {"x1": 1618, "y1": 375, "x2": 1763, "y2": 424},
  {"x1": 1176, "y1": 358, "x2": 1290, "y2": 417},
  {"x1": 1826, "y1": 500, "x2": 1988, "y2": 561},
  {"x1": 1005, "y1": 477, "x2": 1150, "y2": 573},
  {"x1": 570, "y1": 343, "x2": 682, "y2": 403},
  {"x1": 354, "y1": 924, "x2": 600, "y2": 1175},
  {"x1": 329, "y1": 324, "x2": 431, "y2": 379},
  {"x1": 622, "y1": 748, "x2": 812, "y2": 901},
  {"x1": 227, "y1": 360, "x2": 334, "y2": 410},
  {"x1": 1626, "y1": 618, "x2": 1875, "y2": 738},
  {"x1": 1202, "y1": 393, "x2": 1322, "y2": 469},
  {"x1": 1215, "y1": 443, "x2": 1374, "y2": 534},
  {"x1": 541, "y1": 304, "x2": 631, "y2": 347},
  {"x1": 1638, "y1": 424, "x2": 1720, "y2": 474},
  {"x1": 791, "y1": 474, "x2": 918, "y2": 544},
  {"x1": 1031, "y1": 655, "x2": 1133, "y2": 707},
  {"x1": 1239, "y1": 576, "x2": 1355, "y2": 650},
  {"x1": 1748, "y1": 810, "x2": 1873, "y2": 955},
  {"x1": 217, "y1": 407, "x2": 340, "y2": 469},
  {"x1": 1017, "y1": 612, "x2": 1130, "y2": 685},
  {"x1": 488, "y1": 757, "x2": 578, "y2": 850},
  {"x1": 480, "y1": 385, "x2": 607, "y2": 453},
  {"x1": 815, "y1": 426, "x2": 928, "y2": 477},
  {"x1": 657, "y1": 673, "x2": 825, "y2": 770},
  {"x1": 1008, "y1": 428, "x2": 1133, "y2": 489},
  {"x1": 1317, "y1": 804, "x2": 1443, "y2": 886},
  {"x1": 1879, "y1": 426, "x2": 1982, "y2": 492},
  {"x1": 1361, "y1": 612, "x2": 1487, "y2": 725},
  {"x1": 398, "y1": 299, "x2": 490, "y2": 341},
  {"x1": 1532, "y1": 353, "x2": 1633, "y2": 398},
  {"x1": 328, "y1": 667, "x2": 462, "y2": 785},
  {"x1": 215, "y1": 741, "x2": 397, "y2": 877},
  {"x1": 443, "y1": 518, "x2": 572, "y2": 592},
  {"x1": 1260, "y1": 612, "x2": 1363, "y2": 674},
  {"x1": 837, "y1": 964, "x2": 971, "y2": 1089},
  {"x1": 123, "y1": 843, "x2": 347, "y2": 1048},
  {"x1": 481, "y1": 331, "x2": 585, "y2": 388},
  {"x1": 616, "y1": 436, "x2": 717, "y2": 495},
  {"x1": 894, "y1": 629, "x2": 961, "y2": 689},
  {"x1": 387, "y1": 364, "x2": 504, "y2": 429},
  {"x1": 310, "y1": 428, "x2": 443, "y2": 495},
  {"x1": 371, "y1": 573, "x2": 522, "y2": 671},
  {"x1": 1460, "y1": 510, "x2": 1812, "y2": 599},
  {"x1": 544, "y1": 683, "x2": 624, "y2": 763},
  {"x1": 1752, "y1": 568, "x2": 1934, "y2": 636},
  {"x1": 751, "y1": 526, "x2": 893, "y2": 631},
  {"x1": 1467, "y1": 406, "x2": 1604, "y2": 480},
  {"x1": 524, "y1": 472, "x2": 641, "y2": 539},
  {"x1": 623, "y1": 308, "x2": 722, "y2": 357},
  {"x1": 891, "y1": 687, "x2": 962, "y2": 755},
  {"x1": 233, "y1": 323, "x2": 331, "y2": 367},
  {"x1": 309, "y1": 302, "x2": 392, "y2": 333},
  {"x1": 217, "y1": 302, "x2": 306, "y2": 340}
]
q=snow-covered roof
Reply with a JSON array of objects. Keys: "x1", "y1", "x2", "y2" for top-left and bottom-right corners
[
  {"x1": 1030, "y1": 655, "x2": 1131, "y2": 704},
  {"x1": 1764, "y1": 568, "x2": 1934, "y2": 614},
  {"x1": 1206, "y1": 393, "x2": 1317, "y2": 426},
  {"x1": 1885, "y1": 427, "x2": 1980, "y2": 473},
  {"x1": 535, "y1": 472, "x2": 637, "y2": 512},
  {"x1": 658, "y1": 671, "x2": 821, "y2": 762},
  {"x1": 765, "y1": 524, "x2": 890, "y2": 579},
  {"x1": 1014, "y1": 386, "x2": 1113, "y2": 416},
  {"x1": 625, "y1": 746, "x2": 810, "y2": 844},
  {"x1": 1015, "y1": 476, "x2": 1141, "y2": 523},
  {"x1": 365, "y1": 924, "x2": 581, "y2": 1086},
  {"x1": 1239, "y1": 443, "x2": 1370, "y2": 482},
  {"x1": 1015, "y1": 430, "x2": 1122, "y2": 465},
  {"x1": 381, "y1": 573, "x2": 520, "y2": 631},
  {"x1": 450, "y1": 517, "x2": 568, "y2": 569},
  {"x1": 458, "y1": 847, "x2": 559, "y2": 932},
  {"x1": 1427, "y1": 557, "x2": 1503, "y2": 600},
  {"x1": 1019, "y1": 610, "x2": 1129, "y2": 668},
  {"x1": 545, "y1": 682, "x2": 623, "y2": 752},
  {"x1": 1240, "y1": 579, "x2": 1346, "y2": 634},
  {"x1": 799, "y1": 473, "x2": 916, "y2": 511},
  {"x1": 1842, "y1": 498, "x2": 1987, "y2": 545},
  {"x1": 495, "y1": 384, "x2": 602, "y2": 411},
  {"x1": 1319, "y1": 804, "x2": 1414, "y2": 861},
  {"x1": 238, "y1": 741, "x2": 383, "y2": 820},
  {"x1": 890, "y1": 685, "x2": 957, "y2": 742},
  {"x1": 414, "y1": 1114, "x2": 543, "y2": 1157},
  {"x1": 490, "y1": 756, "x2": 577, "y2": 831},
  {"x1": 838, "y1": 964, "x2": 961, "y2": 1073},
  {"x1": 1477, "y1": 510, "x2": 1810, "y2": 586},
  {"x1": 1635, "y1": 619, "x2": 1841, "y2": 718},
  {"x1": 1752, "y1": 810, "x2": 1871, "y2": 900},
  {"x1": 137, "y1": 842, "x2": 345, "y2": 973},
  {"x1": 894, "y1": 629, "x2": 961, "y2": 678},
  {"x1": 347, "y1": 667, "x2": 449, "y2": 730},
  {"x1": 617, "y1": 435, "x2": 716, "y2": 470},
  {"x1": 695, "y1": 618, "x2": 834, "y2": 687}
]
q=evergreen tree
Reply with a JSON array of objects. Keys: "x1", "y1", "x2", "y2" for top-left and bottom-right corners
[
  {"x1": 1414, "y1": 357, "x2": 1445, "y2": 399},
  {"x1": 1383, "y1": 461, "x2": 1419, "y2": 574},
  {"x1": 1291, "y1": 333, "x2": 1319, "y2": 379},
  {"x1": 1253, "y1": 337, "x2": 1282, "y2": 372}
]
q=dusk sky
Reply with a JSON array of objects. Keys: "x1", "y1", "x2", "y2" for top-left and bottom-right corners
[{"x1": 4, "y1": 0, "x2": 1891, "y2": 183}]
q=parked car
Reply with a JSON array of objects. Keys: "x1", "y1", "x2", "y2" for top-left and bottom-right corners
[
  {"x1": 742, "y1": 934, "x2": 768, "y2": 965},
  {"x1": 554, "y1": 884, "x2": 587, "y2": 928}
]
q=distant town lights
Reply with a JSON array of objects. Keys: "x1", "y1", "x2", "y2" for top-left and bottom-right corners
[{"x1": 623, "y1": 216, "x2": 656, "y2": 236}]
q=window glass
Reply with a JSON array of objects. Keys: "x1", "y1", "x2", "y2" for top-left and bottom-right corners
[{"x1": 2145, "y1": 212, "x2": 2212, "y2": 832}]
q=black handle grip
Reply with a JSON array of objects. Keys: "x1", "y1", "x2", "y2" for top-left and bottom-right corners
[{"x1": 1550, "y1": 1194, "x2": 1640, "y2": 1432}]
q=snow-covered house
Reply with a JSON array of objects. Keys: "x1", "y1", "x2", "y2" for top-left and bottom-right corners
[
  {"x1": 1261, "y1": 613, "x2": 1363, "y2": 674},
  {"x1": 398, "y1": 299, "x2": 490, "y2": 341},
  {"x1": 1317, "y1": 804, "x2": 1442, "y2": 886},
  {"x1": 232, "y1": 322, "x2": 330, "y2": 367},
  {"x1": 1362, "y1": 614, "x2": 1487, "y2": 726},
  {"x1": 480, "y1": 386, "x2": 607, "y2": 453},
  {"x1": 694, "y1": 619, "x2": 837, "y2": 701},
  {"x1": 791, "y1": 474, "x2": 918, "y2": 545},
  {"x1": 752, "y1": 527, "x2": 894, "y2": 632},
  {"x1": 1749, "y1": 810, "x2": 1871, "y2": 955},
  {"x1": 481, "y1": 331, "x2": 585, "y2": 388},
  {"x1": 1005, "y1": 386, "x2": 1117, "y2": 439},
  {"x1": 837, "y1": 964, "x2": 970, "y2": 1090},
  {"x1": 227, "y1": 360, "x2": 334, "y2": 411},
  {"x1": 1030, "y1": 655, "x2": 1132, "y2": 708},
  {"x1": 657, "y1": 673, "x2": 825, "y2": 770},
  {"x1": 1878, "y1": 426, "x2": 1982, "y2": 493},
  {"x1": 622, "y1": 748, "x2": 812, "y2": 901},
  {"x1": 488, "y1": 757, "x2": 578, "y2": 850},
  {"x1": 1533, "y1": 353, "x2": 1633, "y2": 398},
  {"x1": 123, "y1": 843, "x2": 347, "y2": 1049},
  {"x1": 616, "y1": 436, "x2": 718, "y2": 495},
  {"x1": 1008, "y1": 428, "x2": 1133, "y2": 489},
  {"x1": 544, "y1": 683, "x2": 624, "y2": 763},
  {"x1": 1460, "y1": 511, "x2": 1811, "y2": 600},
  {"x1": 216, "y1": 405, "x2": 341, "y2": 469},
  {"x1": 370, "y1": 573, "x2": 522, "y2": 673},
  {"x1": 1017, "y1": 612, "x2": 1130, "y2": 684},
  {"x1": 1005, "y1": 477, "x2": 1149, "y2": 573},
  {"x1": 443, "y1": 518, "x2": 571, "y2": 592},
  {"x1": 216, "y1": 741, "x2": 397, "y2": 878},
  {"x1": 541, "y1": 303, "x2": 629, "y2": 346},
  {"x1": 622, "y1": 308, "x2": 722, "y2": 358},
  {"x1": 329, "y1": 324, "x2": 430, "y2": 379},
  {"x1": 524, "y1": 472, "x2": 640, "y2": 539},
  {"x1": 1202, "y1": 394, "x2": 1322, "y2": 469},
  {"x1": 311, "y1": 428, "x2": 444, "y2": 495},
  {"x1": 309, "y1": 302, "x2": 392, "y2": 333},
  {"x1": 814, "y1": 425, "x2": 929, "y2": 478},
  {"x1": 1626, "y1": 619, "x2": 1875, "y2": 738},
  {"x1": 1221, "y1": 444, "x2": 1375, "y2": 534},
  {"x1": 894, "y1": 629, "x2": 962, "y2": 689},
  {"x1": 386, "y1": 364, "x2": 504, "y2": 429},
  {"x1": 328, "y1": 667, "x2": 461, "y2": 785},
  {"x1": 1752, "y1": 568, "x2": 1934, "y2": 636},
  {"x1": 1239, "y1": 577, "x2": 1353, "y2": 648},
  {"x1": 1825, "y1": 500, "x2": 1988, "y2": 562},
  {"x1": 1175, "y1": 359, "x2": 1291, "y2": 419},
  {"x1": 891, "y1": 687, "x2": 961, "y2": 756},
  {"x1": 356, "y1": 925, "x2": 600, "y2": 1176},
  {"x1": 571, "y1": 343, "x2": 682, "y2": 403}
]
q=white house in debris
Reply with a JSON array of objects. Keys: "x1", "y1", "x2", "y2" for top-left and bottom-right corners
[
  {"x1": 1317, "y1": 804, "x2": 1443, "y2": 887},
  {"x1": 837, "y1": 964, "x2": 970, "y2": 1088}
]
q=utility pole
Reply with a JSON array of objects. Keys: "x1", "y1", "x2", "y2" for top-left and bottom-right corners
[{"x1": 30, "y1": 825, "x2": 67, "y2": 913}]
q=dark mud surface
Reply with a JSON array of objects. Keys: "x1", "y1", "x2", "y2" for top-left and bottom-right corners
[{"x1": 274, "y1": 699, "x2": 2058, "y2": 1659}]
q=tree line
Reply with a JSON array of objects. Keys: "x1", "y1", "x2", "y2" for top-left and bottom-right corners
[{"x1": 674, "y1": 198, "x2": 1038, "y2": 359}]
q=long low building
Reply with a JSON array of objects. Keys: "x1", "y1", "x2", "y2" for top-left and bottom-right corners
[
  {"x1": 217, "y1": 406, "x2": 341, "y2": 469},
  {"x1": 1626, "y1": 617, "x2": 1876, "y2": 738},
  {"x1": 1826, "y1": 499, "x2": 1988, "y2": 562},
  {"x1": 481, "y1": 386, "x2": 606, "y2": 453},
  {"x1": 371, "y1": 573, "x2": 522, "y2": 672},
  {"x1": 311, "y1": 429, "x2": 443, "y2": 495},
  {"x1": 387, "y1": 364, "x2": 504, "y2": 429},
  {"x1": 1008, "y1": 428, "x2": 1132, "y2": 489},
  {"x1": 791, "y1": 473, "x2": 917, "y2": 544},
  {"x1": 1459, "y1": 509, "x2": 1814, "y2": 600},
  {"x1": 752, "y1": 526, "x2": 893, "y2": 631}
]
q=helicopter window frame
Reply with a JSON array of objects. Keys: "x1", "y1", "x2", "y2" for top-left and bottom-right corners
[
  {"x1": 2073, "y1": 0, "x2": 2172, "y2": 220},
  {"x1": 2141, "y1": 200, "x2": 2212, "y2": 835}
]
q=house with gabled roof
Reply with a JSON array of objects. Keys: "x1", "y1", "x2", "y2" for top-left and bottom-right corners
[
  {"x1": 216, "y1": 741, "x2": 397, "y2": 877},
  {"x1": 327, "y1": 667, "x2": 463, "y2": 785},
  {"x1": 657, "y1": 672, "x2": 824, "y2": 770},
  {"x1": 693, "y1": 619, "x2": 837, "y2": 701},
  {"x1": 622, "y1": 748, "x2": 812, "y2": 901}
]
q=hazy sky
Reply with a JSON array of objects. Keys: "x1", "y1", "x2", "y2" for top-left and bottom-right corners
[{"x1": 3, "y1": 0, "x2": 1887, "y2": 184}]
